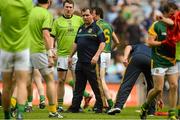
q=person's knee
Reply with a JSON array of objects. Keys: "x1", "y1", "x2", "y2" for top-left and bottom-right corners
[
  {"x1": 58, "y1": 79, "x2": 65, "y2": 85},
  {"x1": 169, "y1": 82, "x2": 178, "y2": 91},
  {"x1": 154, "y1": 87, "x2": 162, "y2": 94}
]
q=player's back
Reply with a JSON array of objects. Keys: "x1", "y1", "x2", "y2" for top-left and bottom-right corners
[
  {"x1": 96, "y1": 19, "x2": 113, "y2": 52},
  {"x1": 0, "y1": 0, "x2": 33, "y2": 52},
  {"x1": 29, "y1": 6, "x2": 53, "y2": 53}
]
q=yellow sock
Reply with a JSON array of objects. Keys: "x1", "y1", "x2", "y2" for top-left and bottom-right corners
[
  {"x1": 48, "y1": 104, "x2": 56, "y2": 113},
  {"x1": 11, "y1": 97, "x2": 17, "y2": 108}
]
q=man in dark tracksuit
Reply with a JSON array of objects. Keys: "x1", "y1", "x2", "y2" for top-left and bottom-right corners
[
  {"x1": 68, "y1": 8, "x2": 105, "y2": 113},
  {"x1": 108, "y1": 43, "x2": 155, "y2": 115}
]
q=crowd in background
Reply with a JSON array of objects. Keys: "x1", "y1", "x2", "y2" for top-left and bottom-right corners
[{"x1": 0, "y1": 0, "x2": 180, "y2": 83}]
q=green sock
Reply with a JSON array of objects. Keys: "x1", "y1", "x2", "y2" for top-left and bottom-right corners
[
  {"x1": 40, "y1": 95, "x2": 45, "y2": 102},
  {"x1": 107, "y1": 99, "x2": 113, "y2": 108},
  {"x1": 17, "y1": 104, "x2": 25, "y2": 114},
  {"x1": 58, "y1": 98, "x2": 63, "y2": 107},
  {"x1": 69, "y1": 80, "x2": 90, "y2": 98},
  {"x1": 25, "y1": 101, "x2": 28, "y2": 107},
  {"x1": 83, "y1": 91, "x2": 89, "y2": 97},
  {"x1": 68, "y1": 80, "x2": 74, "y2": 87},
  {"x1": 168, "y1": 109, "x2": 176, "y2": 116},
  {"x1": 4, "y1": 110, "x2": 10, "y2": 119},
  {"x1": 142, "y1": 102, "x2": 149, "y2": 110},
  {"x1": 28, "y1": 96, "x2": 33, "y2": 102}
]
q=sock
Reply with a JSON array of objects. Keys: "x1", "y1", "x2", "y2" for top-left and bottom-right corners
[
  {"x1": 178, "y1": 109, "x2": 180, "y2": 116},
  {"x1": 28, "y1": 96, "x2": 33, "y2": 107},
  {"x1": 40, "y1": 95, "x2": 45, "y2": 102},
  {"x1": 68, "y1": 80, "x2": 74, "y2": 87},
  {"x1": 17, "y1": 104, "x2": 25, "y2": 115},
  {"x1": 28, "y1": 102, "x2": 32, "y2": 107},
  {"x1": 4, "y1": 110, "x2": 10, "y2": 119},
  {"x1": 11, "y1": 97, "x2": 17, "y2": 108},
  {"x1": 168, "y1": 109, "x2": 176, "y2": 117},
  {"x1": 25, "y1": 101, "x2": 28, "y2": 107},
  {"x1": 48, "y1": 104, "x2": 56, "y2": 113},
  {"x1": 69, "y1": 80, "x2": 90, "y2": 98},
  {"x1": 28, "y1": 96, "x2": 33, "y2": 103},
  {"x1": 58, "y1": 98, "x2": 63, "y2": 107},
  {"x1": 107, "y1": 99, "x2": 113, "y2": 108},
  {"x1": 83, "y1": 91, "x2": 90, "y2": 97},
  {"x1": 142, "y1": 102, "x2": 149, "y2": 110}
]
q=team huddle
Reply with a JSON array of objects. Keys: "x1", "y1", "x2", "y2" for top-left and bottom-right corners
[{"x1": 0, "y1": 0, "x2": 180, "y2": 120}]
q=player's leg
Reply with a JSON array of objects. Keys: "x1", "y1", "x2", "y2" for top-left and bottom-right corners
[
  {"x1": 56, "y1": 57, "x2": 68, "y2": 112},
  {"x1": 33, "y1": 69, "x2": 45, "y2": 109},
  {"x1": 40, "y1": 70, "x2": 62, "y2": 118},
  {"x1": 142, "y1": 60, "x2": 156, "y2": 115},
  {"x1": 2, "y1": 72, "x2": 14, "y2": 119},
  {"x1": 166, "y1": 65, "x2": 178, "y2": 119},
  {"x1": 0, "y1": 50, "x2": 15, "y2": 119},
  {"x1": 99, "y1": 52, "x2": 113, "y2": 110},
  {"x1": 31, "y1": 53, "x2": 63, "y2": 118},
  {"x1": 14, "y1": 49, "x2": 30, "y2": 119},
  {"x1": 100, "y1": 69, "x2": 113, "y2": 107},
  {"x1": 140, "y1": 69, "x2": 165, "y2": 119},
  {"x1": 25, "y1": 81, "x2": 33, "y2": 112},
  {"x1": 10, "y1": 79, "x2": 18, "y2": 117}
]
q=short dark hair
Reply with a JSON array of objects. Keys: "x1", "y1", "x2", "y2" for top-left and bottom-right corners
[
  {"x1": 81, "y1": 7, "x2": 93, "y2": 14},
  {"x1": 63, "y1": 0, "x2": 74, "y2": 7},
  {"x1": 162, "y1": 2, "x2": 178, "y2": 14},
  {"x1": 38, "y1": 0, "x2": 49, "y2": 4},
  {"x1": 92, "y1": 7, "x2": 104, "y2": 19}
]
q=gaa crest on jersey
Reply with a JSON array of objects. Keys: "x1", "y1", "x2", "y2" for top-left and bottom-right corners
[{"x1": 88, "y1": 28, "x2": 92, "y2": 33}]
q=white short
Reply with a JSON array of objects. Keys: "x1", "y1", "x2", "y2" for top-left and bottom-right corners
[
  {"x1": 31, "y1": 53, "x2": 49, "y2": 69},
  {"x1": 30, "y1": 53, "x2": 53, "y2": 75},
  {"x1": 0, "y1": 49, "x2": 30, "y2": 72},
  {"x1": 100, "y1": 52, "x2": 111, "y2": 69},
  {"x1": 151, "y1": 64, "x2": 178, "y2": 76},
  {"x1": 57, "y1": 54, "x2": 77, "y2": 71}
]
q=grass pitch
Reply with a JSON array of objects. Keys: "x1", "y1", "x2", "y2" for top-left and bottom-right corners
[{"x1": 0, "y1": 106, "x2": 168, "y2": 119}]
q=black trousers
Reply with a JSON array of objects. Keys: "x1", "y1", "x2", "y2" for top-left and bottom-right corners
[
  {"x1": 71, "y1": 62, "x2": 103, "y2": 110},
  {"x1": 115, "y1": 54, "x2": 155, "y2": 114}
]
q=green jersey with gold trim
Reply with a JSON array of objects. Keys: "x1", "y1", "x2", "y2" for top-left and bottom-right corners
[
  {"x1": 148, "y1": 21, "x2": 176, "y2": 68},
  {"x1": 96, "y1": 19, "x2": 113, "y2": 53}
]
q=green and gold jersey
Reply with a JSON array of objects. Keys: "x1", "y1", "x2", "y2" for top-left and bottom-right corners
[
  {"x1": 96, "y1": 19, "x2": 113, "y2": 53},
  {"x1": 148, "y1": 21, "x2": 175, "y2": 68},
  {"x1": 176, "y1": 42, "x2": 180, "y2": 61},
  {"x1": 0, "y1": 0, "x2": 33, "y2": 52},
  {"x1": 29, "y1": 6, "x2": 53, "y2": 54},
  {"x1": 51, "y1": 15, "x2": 83, "y2": 56}
]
